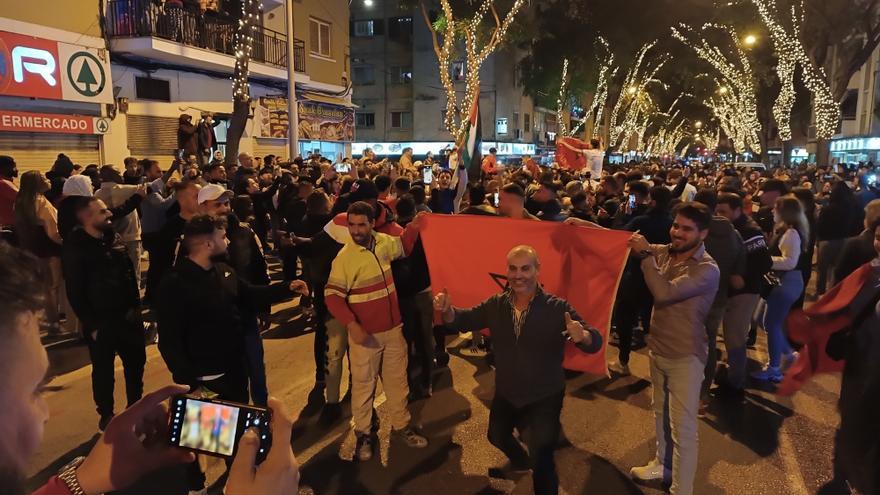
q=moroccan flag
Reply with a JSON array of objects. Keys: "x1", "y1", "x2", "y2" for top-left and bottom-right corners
[
  {"x1": 457, "y1": 91, "x2": 482, "y2": 180},
  {"x1": 420, "y1": 214, "x2": 632, "y2": 375},
  {"x1": 556, "y1": 136, "x2": 590, "y2": 171}
]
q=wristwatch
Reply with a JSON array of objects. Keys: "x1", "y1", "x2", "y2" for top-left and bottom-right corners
[{"x1": 57, "y1": 456, "x2": 86, "y2": 495}]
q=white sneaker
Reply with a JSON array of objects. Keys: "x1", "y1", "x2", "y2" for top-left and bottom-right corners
[
  {"x1": 609, "y1": 361, "x2": 631, "y2": 376},
  {"x1": 630, "y1": 459, "x2": 669, "y2": 482}
]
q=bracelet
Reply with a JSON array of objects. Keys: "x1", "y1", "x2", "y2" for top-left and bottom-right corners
[{"x1": 57, "y1": 456, "x2": 86, "y2": 495}]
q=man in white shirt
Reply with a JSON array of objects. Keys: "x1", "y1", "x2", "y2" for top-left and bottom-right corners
[
  {"x1": 667, "y1": 169, "x2": 697, "y2": 202},
  {"x1": 561, "y1": 138, "x2": 605, "y2": 179}
]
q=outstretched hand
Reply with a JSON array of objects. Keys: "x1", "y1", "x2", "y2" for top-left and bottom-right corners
[{"x1": 433, "y1": 288, "x2": 451, "y2": 313}]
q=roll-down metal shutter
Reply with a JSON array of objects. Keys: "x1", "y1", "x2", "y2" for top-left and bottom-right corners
[{"x1": 0, "y1": 132, "x2": 101, "y2": 173}]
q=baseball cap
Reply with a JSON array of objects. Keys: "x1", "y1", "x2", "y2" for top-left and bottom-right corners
[{"x1": 198, "y1": 183, "x2": 234, "y2": 204}]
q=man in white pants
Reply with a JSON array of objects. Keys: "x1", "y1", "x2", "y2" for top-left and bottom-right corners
[
  {"x1": 324, "y1": 201, "x2": 428, "y2": 462},
  {"x1": 628, "y1": 202, "x2": 720, "y2": 495}
]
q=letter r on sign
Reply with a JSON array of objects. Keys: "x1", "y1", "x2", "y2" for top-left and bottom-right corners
[{"x1": 12, "y1": 46, "x2": 57, "y2": 86}]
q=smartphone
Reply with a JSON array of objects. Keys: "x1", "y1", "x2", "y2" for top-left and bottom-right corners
[
  {"x1": 868, "y1": 174, "x2": 878, "y2": 186},
  {"x1": 334, "y1": 162, "x2": 350, "y2": 173},
  {"x1": 168, "y1": 394, "x2": 272, "y2": 464},
  {"x1": 423, "y1": 167, "x2": 434, "y2": 184},
  {"x1": 627, "y1": 194, "x2": 636, "y2": 209},
  {"x1": 493, "y1": 192, "x2": 500, "y2": 207}
]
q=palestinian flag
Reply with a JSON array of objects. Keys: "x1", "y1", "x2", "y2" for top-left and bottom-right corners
[{"x1": 457, "y1": 91, "x2": 482, "y2": 181}]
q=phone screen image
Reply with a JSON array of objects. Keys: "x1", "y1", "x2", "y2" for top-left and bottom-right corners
[
  {"x1": 423, "y1": 168, "x2": 434, "y2": 184},
  {"x1": 493, "y1": 192, "x2": 500, "y2": 206},
  {"x1": 169, "y1": 395, "x2": 271, "y2": 461},
  {"x1": 334, "y1": 163, "x2": 350, "y2": 173},
  {"x1": 628, "y1": 194, "x2": 636, "y2": 209}
]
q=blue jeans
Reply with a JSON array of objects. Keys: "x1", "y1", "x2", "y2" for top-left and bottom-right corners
[
  {"x1": 763, "y1": 271, "x2": 803, "y2": 367},
  {"x1": 244, "y1": 315, "x2": 268, "y2": 406}
]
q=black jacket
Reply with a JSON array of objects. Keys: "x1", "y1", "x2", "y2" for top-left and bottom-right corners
[
  {"x1": 226, "y1": 214, "x2": 270, "y2": 287},
  {"x1": 834, "y1": 230, "x2": 878, "y2": 285},
  {"x1": 156, "y1": 257, "x2": 294, "y2": 385},
  {"x1": 62, "y1": 229, "x2": 141, "y2": 331},
  {"x1": 449, "y1": 289, "x2": 602, "y2": 407},
  {"x1": 730, "y1": 214, "x2": 773, "y2": 296}
]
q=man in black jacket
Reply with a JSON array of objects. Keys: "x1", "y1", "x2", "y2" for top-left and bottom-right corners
[
  {"x1": 833, "y1": 199, "x2": 880, "y2": 285},
  {"x1": 62, "y1": 197, "x2": 146, "y2": 432},
  {"x1": 716, "y1": 192, "x2": 773, "y2": 395},
  {"x1": 434, "y1": 245, "x2": 602, "y2": 495},
  {"x1": 155, "y1": 214, "x2": 307, "y2": 493}
]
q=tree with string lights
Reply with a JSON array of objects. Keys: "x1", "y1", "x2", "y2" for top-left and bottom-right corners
[
  {"x1": 225, "y1": 0, "x2": 262, "y2": 166},
  {"x1": 749, "y1": 0, "x2": 880, "y2": 164},
  {"x1": 419, "y1": 0, "x2": 527, "y2": 144}
]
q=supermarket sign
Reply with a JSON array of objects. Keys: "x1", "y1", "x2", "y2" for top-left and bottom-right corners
[
  {"x1": 0, "y1": 110, "x2": 110, "y2": 135},
  {"x1": 0, "y1": 30, "x2": 113, "y2": 104}
]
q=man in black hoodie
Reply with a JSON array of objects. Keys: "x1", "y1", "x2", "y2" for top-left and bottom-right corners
[{"x1": 62, "y1": 197, "x2": 146, "y2": 432}]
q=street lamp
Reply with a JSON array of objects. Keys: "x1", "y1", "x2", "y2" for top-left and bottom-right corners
[
  {"x1": 719, "y1": 86, "x2": 729, "y2": 95},
  {"x1": 695, "y1": 120, "x2": 703, "y2": 129},
  {"x1": 364, "y1": 0, "x2": 374, "y2": 6},
  {"x1": 743, "y1": 34, "x2": 757, "y2": 47}
]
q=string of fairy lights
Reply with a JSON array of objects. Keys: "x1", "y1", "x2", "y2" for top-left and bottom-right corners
[
  {"x1": 672, "y1": 23, "x2": 762, "y2": 154},
  {"x1": 589, "y1": 37, "x2": 619, "y2": 139},
  {"x1": 607, "y1": 41, "x2": 667, "y2": 150},
  {"x1": 751, "y1": 0, "x2": 840, "y2": 140},
  {"x1": 434, "y1": 0, "x2": 526, "y2": 142},
  {"x1": 556, "y1": 58, "x2": 570, "y2": 136},
  {"x1": 232, "y1": 0, "x2": 261, "y2": 101}
]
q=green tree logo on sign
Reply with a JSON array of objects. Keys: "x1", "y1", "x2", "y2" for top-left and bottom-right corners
[{"x1": 67, "y1": 52, "x2": 106, "y2": 98}]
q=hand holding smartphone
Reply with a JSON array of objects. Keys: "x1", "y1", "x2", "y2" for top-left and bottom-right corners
[{"x1": 168, "y1": 395, "x2": 272, "y2": 464}]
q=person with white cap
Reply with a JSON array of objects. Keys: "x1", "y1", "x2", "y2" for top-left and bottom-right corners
[
  {"x1": 57, "y1": 175, "x2": 146, "y2": 241},
  {"x1": 199, "y1": 183, "x2": 273, "y2": 406}
]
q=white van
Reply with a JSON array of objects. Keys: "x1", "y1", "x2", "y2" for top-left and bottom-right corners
[{"x1": 734, "y1": 162, "x2": 767, "y2": 171}]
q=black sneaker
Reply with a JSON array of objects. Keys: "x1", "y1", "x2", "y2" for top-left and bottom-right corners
[
  {"x1": 391, "y1": 426, "x2": 428, "y2": 448},
  {"x1": 98, "y1": 414, "x2": 114, "y2": 433},
  {"x1": 354, "y1": 433, "x2": 374, "y2": 461}
]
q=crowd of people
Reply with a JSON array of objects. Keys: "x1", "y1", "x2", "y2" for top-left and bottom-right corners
[{"x1": 0, "y1": 143, "x2": 878, "y2": 495}]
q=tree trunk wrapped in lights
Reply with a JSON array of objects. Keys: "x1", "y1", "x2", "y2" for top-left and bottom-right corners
[
  {"x1": 420, "y1": 0, "x2": 527, "y2": 145},
  {"x1": 225, "y1": 0, "x2": 262, "y2": 166},
  {"x1": 751, "y1": 0, "x2": 841, "y2": 141},
  {"x1": 556, "y1": 58, "x2": 571, "y2": 136}
]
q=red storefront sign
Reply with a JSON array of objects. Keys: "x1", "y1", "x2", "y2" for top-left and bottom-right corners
[{"x1": 0, "y1": 110, "x2": 103, "y2": 134}]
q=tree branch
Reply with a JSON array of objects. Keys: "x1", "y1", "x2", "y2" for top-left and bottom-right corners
[{"x1": 419, "y1": 1, "x2": 442, "y2": 60}]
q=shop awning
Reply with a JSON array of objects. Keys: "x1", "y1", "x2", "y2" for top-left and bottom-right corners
[{"x1": 301, "y1": 92, "x2": 358, "y2": 109}]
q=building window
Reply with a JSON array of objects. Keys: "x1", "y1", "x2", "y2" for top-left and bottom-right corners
[
  {"x1": 390, "y1": 111, "x2": 412, "y2": 129},
  {"x1": 513, "y1": 112, "x2": 520, "y2": 132},
  {"x1": 524, "y1": 113, "x2": 531, "y2": 132},
  {"x1": 309, "y1": 18, "x2": 332, "y2": 58},
  {"x1": 513, "y1": 65, "x2": 521, "y2": 88},
  {"x1": 452, "y1": 61, "x2": 466, "y2": 81},
  {"x1": 353, "y1": 20, "x2": 374, "y2": 37},
  {"x1": 390, "y1": 66, "x2": 413, "y2": 84},
  {"x1": 356, "y1": 112, "x2": 375, "y2": 128},
  {"x1": 841, "y1": 89, "x2": 858, "y2": 120},
  {"x1": 352, "y1": 65, "x2": 375, "y2": 85},
  {"x1": 135, "y1": 76, "x2": 171, "y2": 102},
  {"x1": 389, "y1": 16, "x2": 413, "y2": 42}
]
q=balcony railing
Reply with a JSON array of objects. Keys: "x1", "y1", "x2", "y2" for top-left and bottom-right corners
[{"x1": 106, "y1": 0, "x2": 305, "y2": 73}]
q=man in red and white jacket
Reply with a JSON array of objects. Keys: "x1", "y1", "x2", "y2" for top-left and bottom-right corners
[{"x1": 324, "y1": 201, "x2": 427, "y2": 462}]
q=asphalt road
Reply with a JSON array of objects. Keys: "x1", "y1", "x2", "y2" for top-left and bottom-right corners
[{"x1": 27, "y1": 291, "x2": 844, "y2": 495}]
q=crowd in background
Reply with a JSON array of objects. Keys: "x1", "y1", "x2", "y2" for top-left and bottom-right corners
[{"x1": 1, "y1": 144, "x2": 879, "y2": 495}]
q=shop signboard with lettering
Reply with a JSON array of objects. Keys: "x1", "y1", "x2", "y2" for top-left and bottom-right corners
[
  {"x1": 0, "y1": 31, "x2": 113, "y2": 104},
  {"x1": 0, "y1": 110, "x2": 110, "y2": 134},
  {"x1": 255, "y1": 97, "x2": 354, "y2": 142}
]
